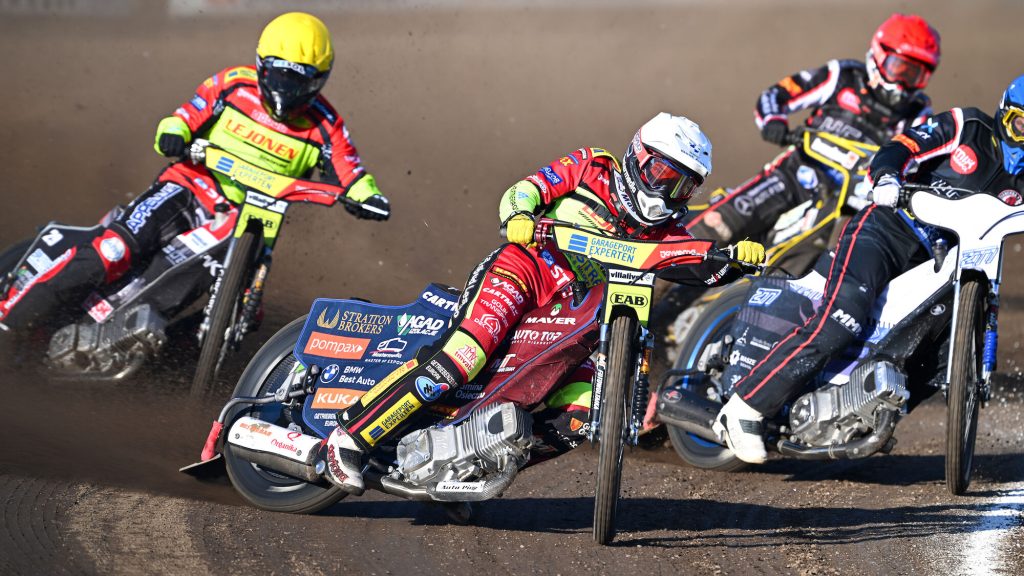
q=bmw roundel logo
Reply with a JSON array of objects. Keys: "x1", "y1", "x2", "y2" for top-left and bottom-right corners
[{"x1": 321, "y1": 364, "x2": 340, "y2": 382}]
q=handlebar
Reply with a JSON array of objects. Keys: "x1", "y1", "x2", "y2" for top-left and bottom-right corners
[
  {"x1": 187, "y1": 139, "x2": 386, "y2": 216},
  {"x1": 782, "y1": 130, "x2": 805, "y2": 146},
  {"x1": 506, "y1": 218, "x2": 765, "y2": 273}
]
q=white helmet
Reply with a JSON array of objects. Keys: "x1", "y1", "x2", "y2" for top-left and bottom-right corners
[{"x1": 619, "y1": 112, "x2": 712, "y2": 229}]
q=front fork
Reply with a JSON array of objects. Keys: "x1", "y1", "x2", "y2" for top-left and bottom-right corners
[
  {"x1": 980, "y1": 280, "x2": 999, "y2": 404},
  {"x1": 587, "y1": 322, "x2": 653, "y2": 446}
]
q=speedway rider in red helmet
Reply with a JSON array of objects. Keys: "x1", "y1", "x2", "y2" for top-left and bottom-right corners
[
  {"x1": 0, "y1": 12, "x2": 389, "y2": 329},
  {"x1": 687, "y1": 12, "x2": 940, "y2": 245},
  {"x1": 319, "y1": 113, "x2": 767, "y2": 494},
  {"x1": 650, "y1": 13, "x2": 942, "y2": 378}
]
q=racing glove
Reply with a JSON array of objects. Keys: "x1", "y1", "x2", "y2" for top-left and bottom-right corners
[
  {"x1": 760, "y1": 120, "x2": 789, "y2": 146},
  {"x1": 871, "y1": 174, "x2": 902, "y2": 209},
  {"x1": 154, "y1": 116, "x2": 192, "y2": 158},
  {"x1": 158, "y1": 134, "x2": 187, "y2": 158},
  {"x1": 344, "y1": 174, "x2": 391, "y2": 220},
  {"x1": 504, "y1": 213, "x2": 536, "y2": 246},
  {"x1": 730, "y1": 240, "x2": 766, "y2": 266},
  {"x1": 346, "y1": 194, "x2": 391, "y2": 221}
]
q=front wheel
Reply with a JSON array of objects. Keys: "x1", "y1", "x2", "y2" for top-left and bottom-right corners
[
  {"x1": 190, "y1": 230, "x2": 258, "y2": 399},
  {"x1": 946, "y1": 278, "x2": 984, "y2": 496},
  {"x1": 223, "y1": 315, "x2": 347, "y2": 513},
  {"x1": 593, "y1": 314, "x2": 639, "y2": 545}
]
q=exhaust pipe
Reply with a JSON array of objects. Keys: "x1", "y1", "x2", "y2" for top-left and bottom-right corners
[
  {"x1": 225, "y1": 417, "x2": 324, "y2": 482},
  {"x1": 655, "y1": 386, "x2": 722, "y2": 444}
]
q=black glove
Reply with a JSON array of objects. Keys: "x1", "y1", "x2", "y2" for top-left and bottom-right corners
[
  {"x1": 346, "y1": 194, "x2": 391, "y2": 221},
  {"x1": 157, "y1": 133, "x2": 187, "y2": 158},
  {"x1": 760, "y1": 120, "x2": 789, "y2": 146}
]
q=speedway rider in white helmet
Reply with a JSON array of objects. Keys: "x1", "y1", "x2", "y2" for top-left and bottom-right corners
[{"x1": 319, "y1": 112, "x2": 766, "y2": 494}]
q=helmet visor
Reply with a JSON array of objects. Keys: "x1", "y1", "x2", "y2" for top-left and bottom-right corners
[
  {"x1": 1002, "y1": 106, "x2": 1024, "y2": 144},
  {"x1": 258, "y1": 56, "x2": 328, "y2": 117},
  {"x1": 637, "y1": 148, "x2": 704, "y2": 202},
  {"x1": 878, "y1": 53, "x2": 932, "y2": 89}
]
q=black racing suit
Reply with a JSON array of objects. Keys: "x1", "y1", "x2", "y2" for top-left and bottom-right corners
[{"x1": 733, "y1": 106, "x2": 1024, "y2": 416}]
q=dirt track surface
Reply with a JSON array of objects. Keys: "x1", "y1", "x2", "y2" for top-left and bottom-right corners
[{"x1": 2, "y1": 2, "x2": 1023, "y2": 575}]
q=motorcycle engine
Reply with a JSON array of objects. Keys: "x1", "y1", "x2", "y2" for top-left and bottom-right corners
[
  {"x1": 47, "y1": 303, "x2": 167, "y2": 379},
  {"x1": 396, "y1": 402, "x2": 533, "y2": 487},
  {"x1": 788, "y1": 360, "x2": 909, "y2": 446}
]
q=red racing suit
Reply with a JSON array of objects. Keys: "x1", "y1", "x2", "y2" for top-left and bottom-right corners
[
  {"x1": 337, "y1": 147, "x2": 743, "y2": 456},
  {"x1": 0, "y1": 65, "x2": 374, "y2": 330}
]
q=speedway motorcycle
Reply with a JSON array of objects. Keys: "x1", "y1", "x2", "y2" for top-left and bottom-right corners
[
  {"x1": 654, "y1": 129, "x2": 878, "y2": 363},
  {"x1": 0, "y1": 141, "x2": 383, "y2": 397},
  {"x1": 182, "y1": 218, "x2": 756, "y2": 545},
  {"x1": 656, "y1": 184, "x2": 1017, "y2": 495}
]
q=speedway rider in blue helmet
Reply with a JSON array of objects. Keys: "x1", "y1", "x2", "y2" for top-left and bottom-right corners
[{"x1": 715, "y1": 74, "x2": 1024, "y2": 464}]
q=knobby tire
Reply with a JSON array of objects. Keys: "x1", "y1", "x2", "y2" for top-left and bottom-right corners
[
  {"x1": 593, "y1": 314, "x2": 638, "y2": 545},
  {"x1": 946, "y1": 278, "x2": 983, "y2": 496},
  {"x1": 190, "y1": 230, "x2": 257, "y2": 399}
]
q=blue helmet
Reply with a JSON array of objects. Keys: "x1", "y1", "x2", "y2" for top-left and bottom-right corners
[{"x1": 996, "y1": 75, "x2": 1024, "y2": 175}]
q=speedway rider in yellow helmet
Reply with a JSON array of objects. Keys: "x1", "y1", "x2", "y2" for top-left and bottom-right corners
[{"x1": 0, "y1": 13, "x2": 389, "y2": 330}]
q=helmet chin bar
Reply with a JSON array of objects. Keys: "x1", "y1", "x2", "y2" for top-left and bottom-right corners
[{"x1": 635, "y1": 190, "x2": 673, "y2": 222}]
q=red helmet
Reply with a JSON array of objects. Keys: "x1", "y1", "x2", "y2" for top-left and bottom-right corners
[{"x1": 866, "y1": 14, "x2": 941, "y2": 107}]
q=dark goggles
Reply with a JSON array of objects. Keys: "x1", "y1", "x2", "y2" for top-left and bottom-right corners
[
  {"x1": 877, "y1": 52, "x2": 933, "y2": 89},
  {"x1": 258, "y1": 56, "x2": 328, "y2": 98},
  {"x1": 636, "y1": 147, "x2": 703, "y2": 202}
]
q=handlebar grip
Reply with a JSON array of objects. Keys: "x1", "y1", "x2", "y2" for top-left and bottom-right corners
[
  {"x1": 706, "y1": 249, "x2": 763, "y2": 275},
  {"x1": 782, "y1": 131, "x2": 804, "y2": 146}
]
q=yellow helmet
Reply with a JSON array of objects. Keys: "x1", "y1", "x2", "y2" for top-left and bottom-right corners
[{"x1": 255, "y1": 12, "x2": 334, "y2": 121}]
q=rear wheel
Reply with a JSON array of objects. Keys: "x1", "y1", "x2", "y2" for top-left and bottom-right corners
[
  {"x1": 190, "y1": 230, "x2": 258, "y2": 399},
  {"x1": 223, "y1": 315, "x2": 347, "y2": 513},
  {"x1": 946, "y1": 278, "x2": 984, "y2": 496},
  {"x1": 665, "y1": 283, "x2": 747, "y2": 472},
  {"x1": 593, "y1": 314, "x2": 639, "y2": 545}
]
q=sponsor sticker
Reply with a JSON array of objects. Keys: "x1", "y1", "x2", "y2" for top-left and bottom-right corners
[
  {"x1": 999, "y1": 189, "x2": 1023, "y2": 206},
  {"x1": 837, "y1": 87, "x2": 861, "y2": 113},
  {"x1": 178, "y1": 228, "x2": 218, "y2": 255},
  {"x1": 452, "y1": 345, "x2": 479, "y2": 375},
  {"x1": 41, "y1": 229, "x2": 63, "y2": 247},
  {"x1": 303, "y1": 332, "x2": 370, "y2": 360},
  {"x1": 540, "y1": 166, "x2": 563, "y2": 185},
  {"x1": 950, "y1": 145, "x2": 978, "y2": 175},
  {"x1": 320, "y1": 363, "x2": 340, "y2": 383},
  {"x1": 360, "y1": 393, "x2": 422, "y2": 444},
  {"x1": 421, "y1": 290, "x2": 458, "y2": 312},
  {"x1": 662, "y1": 389, "x2": 682, "y2": 403},
  {"x1": 311, "y1": 387, "x2": 364, "y2": 410},
  {"x1": 397, "y1": 313, "x2": 444, "y2": 336},
  {"x1": 748, "y1": 287, "x2": 782, "y2": 307},
  {"x1": 796, "y1": 165, "x2": 819, "y2": 190},
  {"x1": 414, "y1": 375, "x2": 450, "y2": 402},
  {"x1": 375, "y1": 337, "x2": 407, "y2": 354},
  {"x1": 84, "y1": 292, "x2": 114, "y2": 323}
]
